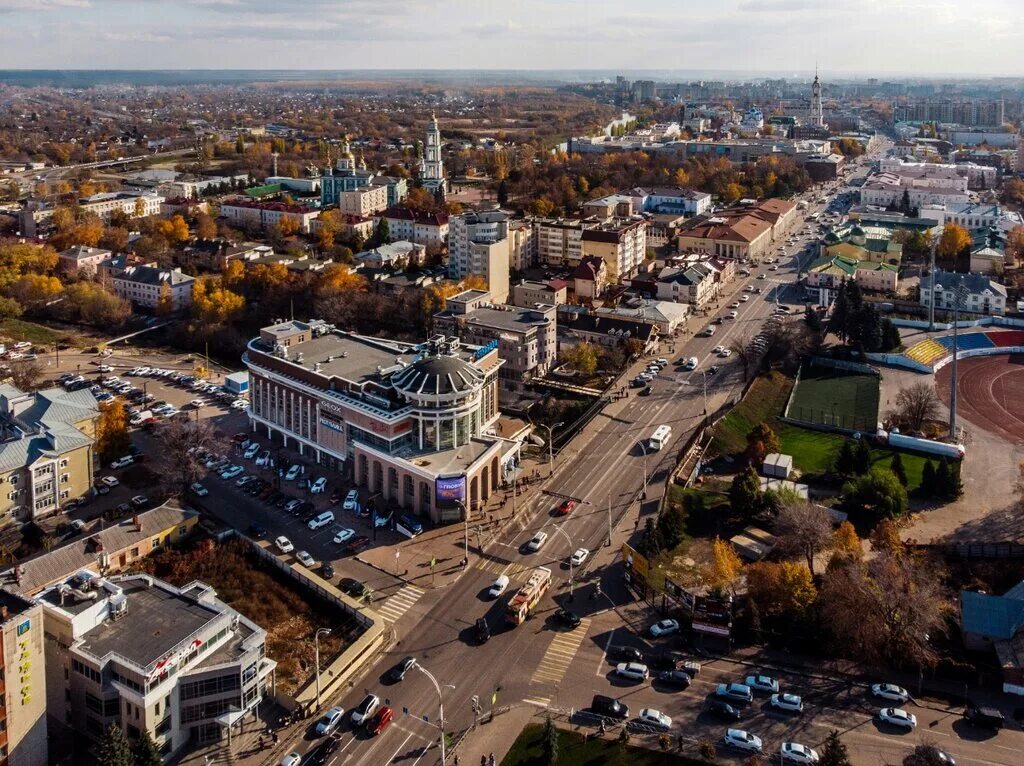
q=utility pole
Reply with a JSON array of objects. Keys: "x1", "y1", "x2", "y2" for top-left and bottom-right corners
[
  {"x1": 927, "y1": 237, "x2": 937, "y2": 331},
  {"x1": 949, "y1": 281, "x2": 969, "y2": 441},
  {"x1": 607, "y1": 491, "x2": 613, "y2": 548}
]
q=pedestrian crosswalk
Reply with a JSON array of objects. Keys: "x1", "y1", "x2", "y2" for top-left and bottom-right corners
[
  {"x1": 375, "y1": 584, "x2": 424, "y2": 624},
  {"x1": 474, "y1": 557, "x2": 532, "y2": 580},
  {"x1": 530, "y1": 618, "x2": 591, "y2": 686}
]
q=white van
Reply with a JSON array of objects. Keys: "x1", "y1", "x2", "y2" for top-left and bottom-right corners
[
  {"x1": 488, "y1": 575, "x2": 510, "y2": 598},
  {"x1": 307, "y1": 511, "x2": 335, "y2": 530}
]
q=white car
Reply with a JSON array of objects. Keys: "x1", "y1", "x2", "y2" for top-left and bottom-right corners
[
  {"x1": 97, "y1": 364, "x2": 113, "y2": 373},
  {"x1": 878, "y1": 707, "x2": 917, "y2": 730},
  {"x1": 343, "y1": 489, "x2": 359, "y2": 510},
  {"x1": 274, "y1": 536, "x2": 294, "y2": 554},
  {"x1": 526, "y1": 531, "x2": 548, "y2": 552},
  {"x1": 350, "y1": 694, "x2": 380, "y2": 725},
  {"x1": 727, "y1": 310, "x2": 738, "y2": 319},
  {"x1": 243, "y1": 443, "x2": 259, "y2": 459},
  {"x1": 871, "y1": 683, "x2": 909, "y2": 703},
  {"x1": 718, "y1": 349, "x2": 732, "y2": 358},
  {"x1": 190, "y1": 482, "x2": 208, "y2": 497},
  {"x1": 740, "y1": 295, "x2": 749, "y2": 302},
  {"x1": 745, "y1": 675, "x2": 780, "y2": 694},
  {"x1": 636, "y1": 708, "x2": 671, "y2": 731},
  {"x1": 712, "y1": 345, "x2": 725, "y2": 354},
  {"x1": 256, "y1": 450, "x2": 271, "y2": 467},
  {"x1": 649, "y1": 619, "x2": 680, "y2": 638},
  {"x1": 189, "y1": 399, "x2": 206, "y2": 409},
  {"x1": 569, "y1": 548, "x2": 589, "y2": 567},
  {"x1": 770, "y1": 693, "x2": 803, "y2": 713},
  {"x1": 729, "y1": 301, "x2": 740, "y2": 309},
  {"x1": 296, "y1": 551, "x2": 315, "y2": 568},
  {"x1": 723, "y1": 729, "x2": 762, "y2": 753},
  {"x1": 315, "y1": 706, "x2": 345, "y2": 736},
  {"x1": 232, "y1": 399, "x2": 249, "y2": 410},
  {"x1": 101, "y1": 475, "x2": 119, "y2": 488},
  {"x1": 285, "y1": 464, "x2": 301, "y2": 481},
  {"x1": 310, "y1": 477, "x2": 327, "y2": 494},
  {"x1": 615, "y1": 662, "x2": 649, "y2": 682},
  {"x1": 780, "y1": 742, "x2": 820, "y2": 764},
  {"x1": 280, "y1": 754, "x2": 301, "y2": 766},
  {"x1": 333, "y1": 528, "x2": 356, "y2": 545},
  {"x1": 110, "y1": 456, "x2": 134, "y2": 469},
  {"x1": 221, "y1": 465, "x2": 244, "y2": 480}
]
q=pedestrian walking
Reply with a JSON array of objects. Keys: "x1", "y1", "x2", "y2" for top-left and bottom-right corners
[
  {"x1": 678, "y1": 734, "x2": 684, "y2": 751},
  {"x1": 481, "y1": 756, "x2": 487, "y2": 766},
  {"x1": 489, "y1": 754, "x2": 495, "y2": 766}
]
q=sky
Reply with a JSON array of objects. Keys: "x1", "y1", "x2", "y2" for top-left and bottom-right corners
[{"x1": 0, "y1": 0, "x2": 1021, "y2": 76}]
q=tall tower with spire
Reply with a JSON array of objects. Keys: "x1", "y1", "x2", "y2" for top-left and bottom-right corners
[
  {"x1": 419, "y1": 113, "x2": 447, "y2": 199},
  {"x1": 811, "y1": 68, "x2": 825, "y2": 128}
]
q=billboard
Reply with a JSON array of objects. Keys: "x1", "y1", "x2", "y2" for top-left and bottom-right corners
[
  {"x1": 435, "y1": 475, "x2": 466, "y2": 504},
  {"x1": 692, "y1": 595, "x2": 732, "y2": 637}
]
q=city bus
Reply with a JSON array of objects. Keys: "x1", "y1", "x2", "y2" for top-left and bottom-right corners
[{"x1": 649, "y1": 424, "x2": 672, "y2": 451}]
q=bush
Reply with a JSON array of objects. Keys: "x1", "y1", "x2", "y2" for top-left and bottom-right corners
[{"x1": 699, "y1": 740, "x2": 717, "y2": 761}]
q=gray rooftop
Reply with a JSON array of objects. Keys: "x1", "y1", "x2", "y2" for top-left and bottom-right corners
[
  {"x1": 251, "y1": 331, "x2": 418, "y2": 384},
  {"x1": 0, "y1": 385, "x2": 98, "y2": 473}
]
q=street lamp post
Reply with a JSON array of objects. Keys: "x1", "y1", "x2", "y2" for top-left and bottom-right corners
[
  {"x1": 949, "y1": 281, "x2": 970, "y2": 440},
  {"x1": 456, "y1": 499, "x2": 469, "y2": 564},
  {"x1": 635, "y1": 439, "x2": 649, "y2": 495},
  {"x1": 549, "y1": 523, "x2": 578, "y2": 599},
  {"x1": 416, "y1": 664, "x2": 453, "y2": 765},
  {"x1": 313, "y1": 627, "x2": 331, "y2": 711},
  {"x1": 537, "y1": 421, "x2": 563, "y2": 476}
]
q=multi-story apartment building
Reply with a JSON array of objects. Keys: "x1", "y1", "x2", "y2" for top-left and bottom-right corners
[
  {"x1": 447, "y1": 210, "x2": 513, "y2": 303},
  {"x1": 508, "y1": 219, "x2": 537, "y2": 272},
  {"x1": 654, "y1": 262, "x2": 719, "y2": 307},
  {"x1": 39, "y1": 573, "x2": 273, "y2": 757},
  {"x1": 535, "y1": 218, "x2": 590, "y2": 268},
  {"x1": 580, "y1": 217, "x2": 648, "y2": 281},
  {"x1": 244, "y1": 321, "x2": 520, "y2": 522},
  {"x1": 0, "y1": 591, "x2": 47, "y2": 766},
  {"x1": 112, "y1": 266, "x2": 195, "y2": 311},
  {"x1": 879, "y1": 157, "x2": 997, "y2": 191},
  {"x1": 18, "y1": 193, "x2": 163, "y2": 238},
  {"x1": 894, "y1": 99, "x2": 1005, "y2": 128},
  {"x1": 338, "y1": 183, "x2": 389, "y2": 218},
  {"x1": 377, "y1": 208, "x2": 449, "y2": 250},
  {"x1": 921, "y1": 271, "x2": 1007, "y2": 316},
  {"x1": 0, "y1": 384, "x2": 98, "y2": 527},
  {"x1": 511, "y1": 281, "x2": 566, "y2": 308},
  {"x1": 220, "y1": 200, "x2": 320, "y2": 234},
  {"x1": 57, "y1": 246, "x2": 112, "y2": 277},
  {"x1": 433, "y1": 290, "x2": 557, "y2": 399}
]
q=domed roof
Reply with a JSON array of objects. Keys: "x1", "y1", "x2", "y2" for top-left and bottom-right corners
[
  {"x1": 850, "y1": 225, "x2": 866, "y2": 236},
  {"x1": 824, "y1": 230, "x2": 841, "y2": 244},
  {"x1": 392, "y1": 354, "x2": 483, "y2": 396}
]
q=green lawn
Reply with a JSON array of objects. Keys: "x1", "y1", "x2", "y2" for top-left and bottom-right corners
[
  {"x1": 0, "y1": 318, "x2": 60, "y2": 346},
  {"x1": 664, "y1": 485, "x2": 731, "y2": 538},
  {"x1": 502, "y1": 723, "x2": 704, "y2": 766},
  {"x1": 711, "y1": 372, "x2": 793, "y2": 457},
  {"x1": 778, "y1": 425, "x2": 928, "y2": 492}
]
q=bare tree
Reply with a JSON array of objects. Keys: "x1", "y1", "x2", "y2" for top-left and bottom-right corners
[
  {"x1": 151, "y1": 417, "x2": 226, "y2": 499},
  {"x1": 729, "y1": 334, "x2": 759, "y2": 381},
  {"x1": 9, "y1": 358, "x2": 44, "y2": 392},
  {"x1": 773, "y1": 499, "x2": 833, "y2": 576},
  {"x1": 819, "y1": 553, "x2": 948, "y2": 670},
  {"x1": 889, "y1": 383, "x2": 940, "y2": 433}
]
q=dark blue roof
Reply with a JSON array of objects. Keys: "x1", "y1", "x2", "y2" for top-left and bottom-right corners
[{"x1": 961, "y1": 590, "x2": 1024, "y2": 640}]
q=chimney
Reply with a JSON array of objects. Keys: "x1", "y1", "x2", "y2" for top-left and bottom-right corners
[
  {"x1": 0, "y1": 605, "x2": 7, "y2": 621},
  {"x1": 133, "y1": 513, "x2": 141, "y2": 532}
]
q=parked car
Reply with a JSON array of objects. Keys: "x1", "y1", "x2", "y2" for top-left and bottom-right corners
[
  {"x1": 247, "y1": 523, "x2": 267, "y2": 539},
  {"x1": 256, "y1": 450, "x2": 271, "y2": 467},
  {"x1": 221, "y1": 465, "x2": 244, "y2": 480},
  {"x1": 110, "y1": 456, "x2": 134, "y2": 469},
  {"x1": 307, "y1": 511, "x2": 335, "y2": 530},
  {"x1": 190, "y1": 482, "x2": 208, "y2": 496},
  {"x1": 715, "y1": 683, "x2": 753, "y2": 704},
  {"x1": 609, "y1": 646, "x2": 643, "y2": 663},
  {"x1": 871, "y1": 683, "x2": 909, "y2": 703},
  {"x1": 723, "y1": 729, "x2": 762, "y2": 753},
  {"x1": 656, "y1": 670, "x2": 692, "y2": 689},
  {"x1": 343, "y1": 489, "x2": 359, "y2": 511},
  {"x1": 333, "y1": 528, "x2": 356, "y2": 545},
  {"x1": 769, "y1": 693, "x2": 803, "y2": 713},
  {"x1": 101, "y1": 476, "x2": 119, "y2": 488},
  {"x1": 365, "y1": 706, "x2": 393, "y2": 736},
  {"x1": 296, "y1": 551, "x2": 315, "y2": 568},
  {"x1": 339, "y1": 578, "x2": 367, "y2": 598},
  {"x1": 649, "y1": 619, "x2": 680, "y2": 638},
  {"x1": 705, "y1": 699, "x2": 742, "y2": 721},
  {"x1": 878, "y1": 707, "x2": 917, "y2": 730},
  {"x1": 634, "y1": 708, "x2": 671, "y2": 731},
  {"x1": 310, "y1": 477, "x2": 327, "y2": 494},
  {"x1": 274, "y1": 536, "x2": 293, "y2": 554},
  {"x1": 285, "y1": 464, "x2": 301, "y2": 481},
  {"x1": 591, "y1": 695, "x2": 629, "y2": 720},
  {"x1": 345, "y1": 535, "x2": 371, "y2": 554},
  {"x1": 744, "y1": 675, "x2": 779, "y2": 694},
  {"x1": 129, "y1": 495, "x2": 149, "y2": 510},
  {"x1": 780, "y1": 743, "x2": 820, "y2": 764},
  {"x1": 615, "y1": 663, "x2": 649, "y2": 682},
  {"x1": 315, "y1": 706, "x2": 344, "y2": 736},
  {"x1": 963, "y1": 704, "x2": 1004, "y2": 730},
  {"x1": 280, "y1": 754, "x2": 301, "y2": 766},
  {"x1": 389, "y1": 657, "x2": 417, "y2": 683},
  {"x1": 243, "y1": 443, "x2": 259, "y2": 459}
]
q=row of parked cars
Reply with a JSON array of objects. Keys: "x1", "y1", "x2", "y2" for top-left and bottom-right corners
[{"x1": 125, "y1": 366, "x2": 249, "y2": 411}]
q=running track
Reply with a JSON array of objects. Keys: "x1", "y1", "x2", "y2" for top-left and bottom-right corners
[{"x1": 935, "y1": 354, "x2": 1024, "y2": 444}]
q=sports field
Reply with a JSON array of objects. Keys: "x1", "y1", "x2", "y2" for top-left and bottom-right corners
[{"x1": 787, "y1": 363, "x2": 880, "y2": 433}]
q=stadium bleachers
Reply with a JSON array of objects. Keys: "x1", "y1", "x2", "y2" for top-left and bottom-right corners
[
  {"x1": 936, "y1": 332, "x2": 995, "y2": 352},
  {"x1": 904, "y1": 338, "x2": 948, "y2": 367},
  {"x1": 986, "y1": 330, "x2": 1024, "y2": 347}
]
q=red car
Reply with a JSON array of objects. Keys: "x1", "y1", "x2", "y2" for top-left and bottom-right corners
[
  {"x1": 345, "y1": 535, "x2": 371, "y2": 554},
  {"x1": 365, "y1": 706, "x2": 394, "y2": 736},
  {"x1": 555, "y1": 499, "x2": 577, "y2": 516}
]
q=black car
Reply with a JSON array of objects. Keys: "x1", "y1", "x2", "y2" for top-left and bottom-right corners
[
  {"x1": 389, "y1": 656, "x2": 417, "y2": 682},
  {"x1": 638, "y1": 385, "x2": 652, "y2": 397},
  {"x1": 475, "y1": 617, "x2": 491, "y2": 643},
  {"x1": 656, "y1": 670, "x2": 692, "y2": 689},
  {"x1": 555, "y1": 608, "x2": 581, "y2": 629},
  {"x1": 963, "y1": 705, "x2": 1005, "y2": 730},
  {"x1": 93, "y1": 483, "x2": 110, "y2": 496},
  {"x1": 247, "y1": 523, "x2": 267, "y2": 538},
  {"x1": 294, "y1": 500, "x2": 314, "y2": 517},
  {"x1": 648, "y1": 651, "x2": 683, "y2": 672},
  {"x1": 274, "y1": 494, "x2": 292, "y2": 508},
  {"x1": 116, "y1": 502, "x2": 131, "y2": 514},
  {"x1": 609, "y1": 646, "x2": 643, "y2": 663},
  {"x1": 590, "y1": 695, "x2": 629, "y2": 720},
  {"x1": 339, "y1": 578, "x2": 367, "y2": 598},
  {"x1": 319, "y1": 562, "x2": 335, "y2": 580},
  {"x1": 706, "y1": 699, "x2": 742, "y2": 721}
]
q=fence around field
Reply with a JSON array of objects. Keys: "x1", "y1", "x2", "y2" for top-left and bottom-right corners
[
  {"x1": 784, "y1": 358, "x2": 880, "y2": 435},
  {"x1": 806, "y1": 355, "x2": 881, "y2": 376},
  {"x1": 781, "y1": 406, "x2": 877, "y2": 434}
]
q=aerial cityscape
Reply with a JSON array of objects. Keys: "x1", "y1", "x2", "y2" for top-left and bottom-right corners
[{"x1": 1, "y1": 4, "x2": 1024, "y2": 766}]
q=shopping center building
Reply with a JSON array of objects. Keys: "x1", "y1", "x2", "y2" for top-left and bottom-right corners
[{"x1": 243, "y1": 320, "x2": 522, "y2": 523}]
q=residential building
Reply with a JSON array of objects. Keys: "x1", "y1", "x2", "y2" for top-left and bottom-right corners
[
  {"x1": 596, "y1": 300, "x2": 690, "y2": 335},
  {"x1": 338, "y1": 183, "x2": 389, "y2": 218},
  {"x1": 0, "y1": 384, "x2": 98, "y2": 527},
  {"x1": 654, "y1": 262, "x2": 719, "y2": 307},
  {"x1": 19, "y1": 192, "x2": 164, "y2": 237},
  {"x1": 860, "y1": 169, "x2": 969, "y2": 209},
  {"x1": 220, "y1": 199, "x2": 320, "y2": 234},
  {"x1": 918, "y1": 202, "x2": 1024, "y2": 234},
  {"x1": 508, "y1": 219, "x2": 536, "y2": 272},
  {"x1": 112, "y1": 266, "x2": 195, "y2": 311},
  {"x1": 562, "y1": 314, "x2": 658, "y2": 354},
  {"x1": 677, "y1": 211, "x2": 774, "y2": 261},
  {"x1": 39, "y1": 572, "x2": 273, "y2": 757},
  {"x1": 309, "y1": 213, "x2": 375, "y2": 243},
  {"x1": 181, "y1": 239, "x2": 262, "y2": 272},
  {"x1": 570, "y1": 256, "x2": 608, "y2": 301},
  {"x1": 354, "y1": 241, "x2": 425, "y2": 270},
  {"x1": 511, "y1": 281, "x2": 566, "y2": 308},
  {"x1": 628, "y1": 187, "x2": 713, "y2": 217},
  {"x1": 57, "y1": 246, "x2": 111, "y2": 277},
  {"x1": 244, "y1": 321, "x2": 520, "y2": 522},
  {"x1": 377, "y1": 208, "x2": 449, "y2": 250},
  {"x1": 0, "y1": 591, "x2": 47, "y2": 766},
  {"x1": 5, "y1": 504, "x2": 199, "y2": 597},
  {"x1": 447, "y1": 210, "x2": 513, "y2": 303},
  {"x1": 418, "y1": 114, "x2": 448, "y2": 199},
  {"x1": 160, "y1": 198, "x2": 210, "y2": 219},
  {"x1": 920, "y1": 270, "x2": 1007, "y2": 316},
  {"x1": 579, "y1": 217, "x2": 648, "y2": 281},
  {"x1": 804, "y1": 154, "x2": 844, "y2": 183},
  {"x1": 434, "y1": 290, "x2": 557, "y2": 399},
  {"x1": 535, "y1": 218, "x2": 590, "y2": 268}
]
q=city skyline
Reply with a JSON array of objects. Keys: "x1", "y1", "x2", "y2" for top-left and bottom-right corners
[{"x1": 0, "y1": 0, "x2": 1022, "y2": 76}]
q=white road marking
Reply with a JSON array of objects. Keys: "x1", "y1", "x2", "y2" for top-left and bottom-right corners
[{"x1": 385, "y1": 731, "x2": 415, "y2": 764}]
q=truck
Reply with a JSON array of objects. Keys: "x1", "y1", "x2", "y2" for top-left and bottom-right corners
[{"x1": 505, "y1": 566, "x2": 551, "y2": 626}]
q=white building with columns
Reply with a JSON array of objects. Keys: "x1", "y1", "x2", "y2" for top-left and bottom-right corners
[{"x1": 419, "y1": 114, "x2": 448, "y2": 199}]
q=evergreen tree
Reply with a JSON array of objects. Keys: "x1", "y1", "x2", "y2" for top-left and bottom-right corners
[
  {"x1": 935, "y1": 457, "x2": 951, "y2": 498},
  {"x1": 921, "y1": 460, "x2": 937, "y2": 498},
  {"x1": 828, "y1": 281, "x2": 851, "y2": 342},
  {"x1": 900, "y1": 189, "x2": 912, "y2": 215},
  {"x1": 497, "y1": 179, "x2": 509, "y2": 207},
  {"x1": 132, "y1": 731, "x2": 163, "y2": 766},
  {"x1": 890, "y1": 452, "x2": 908, "y2": 487},
  {"x1": 377, "y1": 218, "x2": 391, "y2": 245},
  {"x1": 542, "y1": 714, "x2": 559, "y2": 765},
  {"x1": 729, "y1": 466, "x2": 763, "y2": 520},
  {"x1": 642, "y1": 517, "x2": 662, "y2": 557},
  {"x1": 819, "y1": 730, "x2": 853, "y2": 766},
  {"x1": 656, "y1": 505, "x2": 688, "y2": 552},
  {"x1": 804, "y1": 305, "x2": 822, "y2": 332},
  {"x1": 834, "y1": 439, "x2": 857, "y2": 478},
  {"x1": 96, "y1": 725, "x2": 133, "y2": 766},
  {"x1": 880, "y1": 318, "x2": 902, "y2": 352},
  {"x1": 853, "y1": 437, "x2": 872, "y2": 475}
]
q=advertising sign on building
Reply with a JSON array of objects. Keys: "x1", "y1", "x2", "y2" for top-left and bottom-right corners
[
  {"x1": 692, "y1": 594, "x2": 732, "y2": 637},
  {"x1": 435, "y1": 475, "x2": 466, "y2": 503}
]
